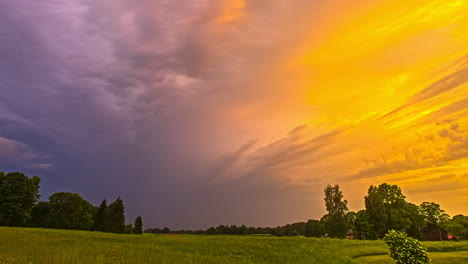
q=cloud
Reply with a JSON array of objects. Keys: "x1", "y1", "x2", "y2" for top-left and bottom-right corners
[
  {"x1": 1, "y1": 0, "x2": 467, "y2": 228},
  {"x1": 352, "y1": 121, "x2": 468, "y2": 179},
  {"x1": 0, "y1": 136, "x2": 48, "y2": 168}
]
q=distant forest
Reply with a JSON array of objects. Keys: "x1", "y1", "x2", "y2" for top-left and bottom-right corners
[
  {"x1": 147, "y1": 184, "x2": 468, "y2": 241},
  {"x1": 1, "y1": 170, "x2": 466, "y2": 240},
  {"x1": 0, "y1": 171, "x2": 143, "y2": 234}
]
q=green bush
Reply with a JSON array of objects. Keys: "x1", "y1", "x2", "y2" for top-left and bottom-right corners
[{"x1": 383, "y1": 230, "x2": 431, "y2": 264}]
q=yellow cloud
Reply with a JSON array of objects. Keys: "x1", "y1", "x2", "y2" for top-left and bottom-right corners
[
  {"x1": 249, "y1": 0, "x2": 468, "y2": 214},
  {"x1": 215, "y1": 0, "x2": 246, "y2": 23}
]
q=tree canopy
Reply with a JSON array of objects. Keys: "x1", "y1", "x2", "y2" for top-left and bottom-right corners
[
  {"x1": 48, "y1": 192, "x2": 95, "y2": 230},
  {"x1": 0, "y1": 171, "x2": 41, "y2": 226},
  {"x1": 134, "y1": 216, "x2": 143, "y2": 235},
  {"x1": 323, "y1": 184, "x2": 349, "y2": 238}
]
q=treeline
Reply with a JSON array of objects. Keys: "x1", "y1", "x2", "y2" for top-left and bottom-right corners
[
  {"x1": 0, "y1": 171, "x2": 143, "y2": 234},
  {"x1": 146, "y1": 183, "x2": 467, "y2": 241}
]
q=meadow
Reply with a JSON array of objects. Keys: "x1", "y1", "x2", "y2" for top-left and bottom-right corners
[{"x1": 0, "y1": 227, "x2": 467, "y2": 264}]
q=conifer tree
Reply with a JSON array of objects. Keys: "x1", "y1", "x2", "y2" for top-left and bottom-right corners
[
  {"x1": 92, "y1": 199, "x2": 107, "y2": 232},
  {"x1": 133, "y1": 216, "x2": 143, "y2": 235},
  {"x1": 106, "y1": 197, "x2": 125, "y2": 234}
]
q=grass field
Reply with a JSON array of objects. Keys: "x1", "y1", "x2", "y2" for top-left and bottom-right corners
[{"x1": 0, "y1": 227, "x2": 467, "y2": 264}]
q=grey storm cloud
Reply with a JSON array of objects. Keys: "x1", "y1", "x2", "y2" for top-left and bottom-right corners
[{"x1": 0, "y1": 0, "x2": 328, "y2": 229}]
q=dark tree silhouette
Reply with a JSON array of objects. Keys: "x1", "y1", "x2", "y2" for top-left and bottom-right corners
[
  {"x1": 48, "y1": 192, "x2": 95, "y2": 230},
  {"x1": 106, "y1": 197, "x2": 125, "y2": 234},
  {"x1": 92, "y1": 199, "x2": 108, "y2": 232},
  {"x1": 0, "y1": 171, "x2": 41, "y2": 226},
  {"x1": 30, "y1": 201, "x2": 51, "y2": 228},
  {"x1": 323, "y1": 184, "x2": 349, "y2": 238},
  {"x1": 133, "y1": 216, "x2": 143, "y2": 235},
  {"x1": 305, "y1": 219, "x2": 323, "y2": 237}
]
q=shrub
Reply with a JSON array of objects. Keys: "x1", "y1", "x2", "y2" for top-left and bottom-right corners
[{"x1": 383, "y1": 230, "x2": 431, "y2": 264}]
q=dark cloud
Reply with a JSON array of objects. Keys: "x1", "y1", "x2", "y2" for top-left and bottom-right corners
[
  {"x1": 2, "y1": 0, "x2": 465, "y2": 229},
  {"x1": 0, "y1": 0, "x2": 327, "y2": 229}
]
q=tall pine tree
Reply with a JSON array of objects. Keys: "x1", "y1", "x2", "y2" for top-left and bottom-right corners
[
  {"x1": 106, "y1": 197, "x2": 125, "y2": 234},
  {"x1": 92, "y1": 199, "x2": 107, "y2": 232},
  {"x1": 133, "y1": 216, "x2": 143, "y2": 235}
]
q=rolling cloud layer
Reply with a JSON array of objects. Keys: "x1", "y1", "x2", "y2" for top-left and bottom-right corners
[{"x1": 1, "y1": 0, "x2": 467, "y2": 228}]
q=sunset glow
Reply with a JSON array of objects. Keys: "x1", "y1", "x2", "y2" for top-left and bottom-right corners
[{"x1": 0, "y1": 0, "x2": 467, "y2": 228}]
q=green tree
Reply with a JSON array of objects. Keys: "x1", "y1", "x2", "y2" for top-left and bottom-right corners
[
  {"x1": 365, "y1": 183, "x2": 410, "y2": 238},
  {"x1": 344, "y1": 211, "x2": 357, "y2": 230},
  {"x1": 30, "y1": 201, "x2": 50, "y2": 227},
  {"x1": 240, "y1": 224, "x2": 250, "y2": 235},
  {"x1": 405, "y1": 203, "x2": 425, "y2": 240},
  {"x1": 205, "y1": 227, "x2": 218, "y2": 235},
  {"x1": 92, "y1": 199, "x2": 108, "y2": 232},
  {"x1": 420, "y1": 201, "x2": 450, "y2": 241},
  {"x1": 323, "y1": 184, "x2": 349, "y2": 238},
  {"x1": 354, "y1": 209, "x2": 374, "y2": 240},
  {"x1": 445, "y1": 214, "x2": 468, "y2": 240},
  {"x1": 420, "y1": 202, "x2": 449, "y2": 226},
  {"x1": 133, "y1": 216, "x2": 143, "y2": 235},
  {"x1": 0, "y1": 172, "x2": 41, "y2": 226},
  {"x1": 106, "y1": 197, "x2": 125, "y2": 234},
  {"x1": 48, "y1": 192, "x2": 95, "y2": 230},
  {"x1": 305, "y1": 219, "x2": 323, "y2": 237},
  {"x1": 125, "y1": 224, "x2": 133, "y2": 234}
]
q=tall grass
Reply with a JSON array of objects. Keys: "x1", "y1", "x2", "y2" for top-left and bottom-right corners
[{"x1": 0, "y1": 227, "x2": 466, "y2": 264}]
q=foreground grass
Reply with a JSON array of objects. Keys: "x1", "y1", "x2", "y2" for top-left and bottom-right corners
[
  {"x1": 0, "y1": 227, "x2": 467, "y2": 264},
  {"x1": 354, "y1": 251, "x2": 468, "y2": 264}
]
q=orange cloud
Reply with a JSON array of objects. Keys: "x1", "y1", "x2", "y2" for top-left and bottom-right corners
[
  {"x1": 214, "y1": 0, "x2": 468, "y2": 216},
  {"x1": 215, "y1": 0, "x2": 246, "y2": 23}
]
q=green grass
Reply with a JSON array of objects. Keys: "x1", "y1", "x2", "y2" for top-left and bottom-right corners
[
  {"x1": 0, "y1": 227, "x2": 467, "y2": 264},
  {"x1": 354, "y1": 251, "x2": 468, "y2": 264}
]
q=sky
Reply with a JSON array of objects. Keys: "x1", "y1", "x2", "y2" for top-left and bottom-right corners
[{"x1": 0, "y1": 0, "x2": 467, "y2": 229}]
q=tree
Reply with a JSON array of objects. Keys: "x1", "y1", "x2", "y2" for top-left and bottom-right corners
[
  {"x1": 162, "y1": 227, "x2": 170, "y2": 234},
  {"x1": 365, "y1": 183, "x2": 410, "y2": 238},
  {"x1": 240, "y1": 224, "x2": 250, "y2": 235},
  {"x1": 92, "y1": 199, "x2": 108, "y2": 232},
  {"x1": 405, "y1": 203, "x2": 425, "y2": 240},
  {"x1": 344, "y1": 211, "x2": 357, "y2": 230},
  {"x1": 30, "y1": 201, "x2": 50, "y2": 227},
  {"x1": 354, "y1": 210, "x2": 374, "y2": 240},
  {"x1": 420, "y1": 202, "x2": 449, "y2": 226},
  {"x1": 133, "y1": 216, "x2": 143, "y2": 235},
  {"x1": 48, "y1": 192, "x2": 95, "y2": 230},
  {"x1": 0, "y1": 172, "x2": 41, "y2": 226},
  {"x1": 125, "y1": 224, "x2": 133, "y2": 234},
  {"x1": 305, "y1": 219, "x2": 323, "y2": 237},
  {"x1": 216, "y1": 225, "x2": 228, "y2": 234},
  {"x1": 323, "y1": 184, "x2": 349, "y2": 238},
  {"x1": 420, "y1": 201, "x2": 450, "y2": 241},
  {"x1": 106, "y1": 197, "x2": 125, "y2": 234},
  {"x1": 205, "y1": 227, "x2": 218, "y2": 235},
  {"x1": 445, "y1": 214, "x2": 468, "y2": 240}
]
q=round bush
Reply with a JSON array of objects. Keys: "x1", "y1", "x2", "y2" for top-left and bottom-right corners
[{"x1": 383, "y1": 230, "x2": 431, "y2": 264}]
